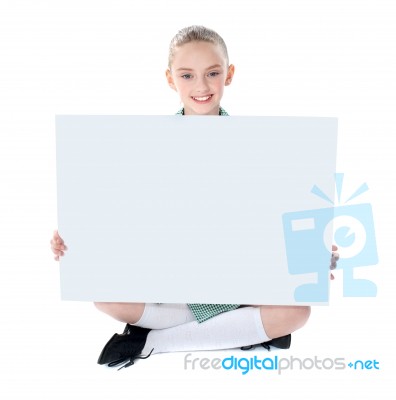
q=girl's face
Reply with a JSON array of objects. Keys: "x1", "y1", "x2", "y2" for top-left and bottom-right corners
[{"x1": 166, "y1": 41, "x2": 234, "y2": 115}]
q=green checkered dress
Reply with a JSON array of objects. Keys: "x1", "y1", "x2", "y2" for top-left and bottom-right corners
[
  {"x1": 176, "y1": 106, "x2": 240, "y2": 323},
  {"x1": 176, "y1": 107, "x2": 229, "y2": 116}
]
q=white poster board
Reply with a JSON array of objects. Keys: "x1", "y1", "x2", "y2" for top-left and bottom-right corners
[{"x1": 56, "y1": 116, "x2": 337, "y2": 304}]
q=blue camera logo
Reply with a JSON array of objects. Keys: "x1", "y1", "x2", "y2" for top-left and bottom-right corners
[{"x1": 282, "y1": 173, "x2": 378, "y2": 301}]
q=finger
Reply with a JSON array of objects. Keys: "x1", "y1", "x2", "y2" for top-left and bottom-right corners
[
  {"x1": 54, "y1": 230, "x2": 64, "y2": 245},
  {"x1": 51, "y1": 242, "x2": 66, "y2": 252},
  {"x1": 51, "y1": 236, "x2": 62, "y2": 246},
  {"x1": 330, "y1": 273, "x2": 334, "y2": 280},
  {"x1": 54, "y1": 250, "x2": 64, "y2": 258},
  {"x1": 332, "y1": 244, "x2": 338, "y2": 251},
  {"x1": 51, "y1": 246, "x2": 66, "y2": 256},
  {"x1": 330, "y1": 253, "x2": 337, "y2": 268}
]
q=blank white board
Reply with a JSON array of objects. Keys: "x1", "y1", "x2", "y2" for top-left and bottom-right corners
[{"x1": 56, "y1": 116, "x2": 337, "y2": 304}]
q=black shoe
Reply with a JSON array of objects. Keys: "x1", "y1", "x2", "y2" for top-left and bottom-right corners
[
  {"x1": 241, "y1": 334, "x2": 291, "y2": 351},
  {"x1": 97, "y1": 324, "x2": 153, "y2": 369},
  {"x1": 261, "y1": 334, "x2": 291, "y2": 350}
]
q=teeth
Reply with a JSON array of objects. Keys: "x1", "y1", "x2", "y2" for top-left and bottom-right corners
[{"x1": 193, "y1": 95, "x2": 211, "y2": 101}]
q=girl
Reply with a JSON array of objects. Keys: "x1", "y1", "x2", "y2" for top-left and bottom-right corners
[{"x1": 51, "y1": 25, "x2": 338, "y2": 369}]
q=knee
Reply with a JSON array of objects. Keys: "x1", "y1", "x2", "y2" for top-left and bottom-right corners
[
  {"x1": 94, "y1": 301, "x2": 103, "y2": 310},
  {"x1": 260, "y1": 305, "x2": 311, "y2": 339},
  {"x1": 93, "y1": 302, "x2": 144, "y2": 324},
  {"x1": 285, "y1": 305, "x2": 311, "y2": 334},
  {"x1": 294, "y1": 306, "x2": 311, "y2": 329},
  {"x1": 94, "y1": 302, "x2": 120, "y2": 319},
  {"x1": 94, "y1": 301, "x2": 111, "y2": 314}
]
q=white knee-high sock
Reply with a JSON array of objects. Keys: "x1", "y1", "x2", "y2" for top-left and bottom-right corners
[
  {"x1": 142, "y1": 306, "x2": 269, "y2": 355},
  {"x1": 132, "y1": 303, "x2": 196, "y2": 329}
]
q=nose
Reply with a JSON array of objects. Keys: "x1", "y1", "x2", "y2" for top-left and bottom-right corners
[{"x1": 195, "y1": 76, "x2": 210, "y2": 93}]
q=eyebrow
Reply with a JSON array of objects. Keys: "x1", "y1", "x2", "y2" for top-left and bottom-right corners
[{"x1": 176, "y1": 64, "x2": 223, "y2": 71}]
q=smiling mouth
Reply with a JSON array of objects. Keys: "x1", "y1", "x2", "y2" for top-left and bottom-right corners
[{"x1": 192, "y1": 94, "x2": 213, "y2": 102}]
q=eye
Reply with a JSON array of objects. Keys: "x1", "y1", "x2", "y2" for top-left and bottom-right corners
[
  {"x1": 208, "y1": 71, "x2": 220, "y2": 77},
  {"x1": 181, "y1": 74, "x2": 192, "y2": 79}
]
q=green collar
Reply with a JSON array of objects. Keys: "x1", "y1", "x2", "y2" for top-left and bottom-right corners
[{"x1": 176, "y1": 107, "x2": 229, "y2": 116}]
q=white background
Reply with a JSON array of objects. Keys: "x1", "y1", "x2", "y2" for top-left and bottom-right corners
[{"x1": 0, "y1": 0, "x2": 395, "y2": 398}]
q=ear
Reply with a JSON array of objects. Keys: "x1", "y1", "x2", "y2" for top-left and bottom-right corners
[
  {"x1": 166, "y1": 69, "x2": 177, "y2": 91},
  {"x1": 225, "y1": 64, "x2": 235, "y2": 86}
]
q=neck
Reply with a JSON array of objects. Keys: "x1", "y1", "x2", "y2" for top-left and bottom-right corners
[{"x1": 183, "y1": 107, "x2": 221, "y2": 116}]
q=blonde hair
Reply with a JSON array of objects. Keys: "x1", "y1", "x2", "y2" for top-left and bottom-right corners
[{"x1": 168, "y1": 25, "x2": 229, "y2": 69}]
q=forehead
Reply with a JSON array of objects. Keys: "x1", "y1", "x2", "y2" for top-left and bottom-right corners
[{"x1": 171, "y1": 41, "x2": 227, "y2": 69}]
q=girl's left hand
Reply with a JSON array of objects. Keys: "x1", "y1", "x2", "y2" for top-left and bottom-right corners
[{"x1": 330, "y1": 244, "x2": 339, "y2": 280}]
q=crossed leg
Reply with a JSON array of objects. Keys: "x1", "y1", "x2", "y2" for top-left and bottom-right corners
[{"x1": 94, "y1": 302, "x2": 310, "y2": 340}]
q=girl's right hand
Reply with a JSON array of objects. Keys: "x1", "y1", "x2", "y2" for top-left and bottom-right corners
[{"x1": 50, "y1": 230, "x2": 67, "y2": 261}]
